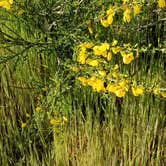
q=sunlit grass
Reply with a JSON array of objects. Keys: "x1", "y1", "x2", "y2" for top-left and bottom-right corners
[{"x1": 0, "y1": 58, "x2": 165, "y2": 165}]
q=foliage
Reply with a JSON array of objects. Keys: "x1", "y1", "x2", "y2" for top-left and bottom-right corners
[{"x1": 71, "y1": 0, "x2": 166, "y2": 99}]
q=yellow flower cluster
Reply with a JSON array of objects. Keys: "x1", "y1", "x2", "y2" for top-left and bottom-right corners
[
  {"x1": 120, "y1": 51, "x2": 134, "y2": 64},
  {"x1": 158, "y1": 0, "x2": 166, "y2": 8},
  {"x1": 77, "y1": 75, "x2": 145, "y2": 98},
  {"x1": 86, "y1": 58, "x2": 99, "y2": 67},
  {"x1": 122, "y1": 1, "x2": 142, "y2": 23},
  {"x1": 76, "y1": 41, "x2": 135, "y2": 66},
  {"x1": 74, "y1": 40, "x2": 137, "y2": 95},
  {"x1": 0, "y1": 0, "x2": 13, "y2": 10},
  {"x1": 100, "y1": 6, "x2": 115, "y2": 27},
  {"x1": 99, "y1": 1, "x2": 142, "y2": 26},
  {"x1": 71, "y1": 2, "x2": 166, "y2": 99},
  {"x1": 74, "y1": 41, "x2": 136, "y2": 96},
  {"x1": 78, "y1": 76, "x2": 105, "y2": 92},
  {"x1": 133, "y1": 4, "x2": 142, "y2": 15},
  {"x1": 93, "y1": 42, "x2": 112, "y2": 61},
  {"x1": 107, "y1": 80, "x2": 129, "y2": 97},
  {"x1": 77, "y1": 46, "x2": 88, "y2": 64},
  {"x1": 77, "y1": 42, "x2": 94, "y2": 64},
  {"x1": 123, "y1": 7, "x2": 131, "y2": 23},
  {"x1": 75, "y1": 55, "x2": 165, "y2": 98}
]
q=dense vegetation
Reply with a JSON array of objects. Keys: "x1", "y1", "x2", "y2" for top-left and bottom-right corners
[{"x1": 0, "y1": 0, "x2": 165, "y2": 165}]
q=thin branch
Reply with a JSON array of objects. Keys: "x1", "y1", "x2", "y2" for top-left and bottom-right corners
[{"x1": 138, "y1": 18, "x2": 166, "y2": 30}]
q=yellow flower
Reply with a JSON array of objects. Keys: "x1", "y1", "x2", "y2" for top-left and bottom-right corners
[
  {"x1": 111, "y1": 47, "x2": 121, "y2": 54},
  {"x1": 158, "y1": 0, "x2": 166, "y2": 8},
  {"x1": 36, "y1": 106, "x2": 42, "y2": 112},
  {"x1": 111, "y1": 40, "x2": 118, "y2": 46},
  {"x1": 87, "y1": 76, "x2": 96, "y2": 86},
  {"x1": 107, "y1": 15, "x2": 114, "y2": 25},
  {"x1": 133, "y1": 4, "x2": 142, "y2": 15},
  {"x1": 106, "y1": 83, "x2": 126, "y2": 97},
  {"x1": 122, "y1": 52, "x2": 134, "y2": 64},
  {"x1": 120, "y1": 51, "x2": 126, "y2": 57},
  {"x1": 21, "y1": 122, "x2": 27, "y2": 128},
  {"x1": 71, "y1": 66, "x2": 79, "y2": 72},
  {"x1": 86, "y1": 59, "x2": 99, "y2": 67},
  {"x1": 93, "y1": 43, "x2": 110, "y2": 57},
  {"x1": 106, "y1": 6, "x2": 115, "y2": 16},
  {"x1": 107, "y1": 80, "x2": 129, "y2": 97},
  {"x1": 101, "y1": 43, "x2": 110, "y2": 50},
  {"x1": 77, "y1": 52, "x2": 88, "y2": 64},
  {"x1": 123, "y1": 8, "x2": 131, "y2": 23},
  {"x1": 153, "y1": 88, "x2": 160, "y2": 95},
  {"x1": 100, "y1": 18, "x2": 109, "y2": 28},
  {"x1": 62, "y1": 116, "x2": 68, "y2": 123},
  {"x1": 0, "y1": 0, "x2": 13, "y2": 10},
  {"x1": 112, "y1": 72, "x2": 119, "y2": 78},
  {"x1": 26, "y1": 113, "x2": 30, "y2": 118},
  {"x1": 93, "y1": 46, "x2": 102, "y2": 56},
  {"x1": 78, "y1": 77, "x2": 87, "y2": 86},
  {"x1": 50, "y1": 119, "x2": 61, "y2": 125},
  {"x1": 80, "y1": 42, "x2": 94, "y2": 49},
  {"x1": 161, "y1": 91, "x2": 166, "y2": 98},
  {"x1": 94, "y1": 79, "x2": 105, "y2": 92},
  {"x1": 78, "y1": 45, "x2": 86, "y2": 51},
  {"x1": 88, "y1": 77, "x2": 105, "y2": 92},
  {"x1": 106, "y1": 83, "x2": 118, "y2": 93},
  {"x1": 132, "y1": 86, "x2": 144, "y2": 96},
  {"x1": 114, "y1": 64, "x2": 119, "y2": 70},
  {"x1": 98, "y1": 70, "x2": 106, "y2": 77},
  {"x1": 122, "y1": 0, "x2": 129, "y2": 4},
  {"x1": 0, "y1": 1, "x2": 10, "y2": 10},
  {"x1": 115, "y1": 88, "x2": 126, "y2": 98},
  {"x1": 107, "y1": 52, "x2": 113, "y2": 61},
  {"x1": 9, "y1": 0, "x2": 13, "y2": 3},
  {"x1": 119, "y1": 80, "x2": 129, "y2": 92},
  {"x1": 101, "y1": 6, "x2": 115, "y2": 27}
]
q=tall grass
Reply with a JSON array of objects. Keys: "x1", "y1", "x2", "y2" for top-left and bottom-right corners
[{"x1": 0, "y1": 63, "x2": 165, "y2": 165}]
